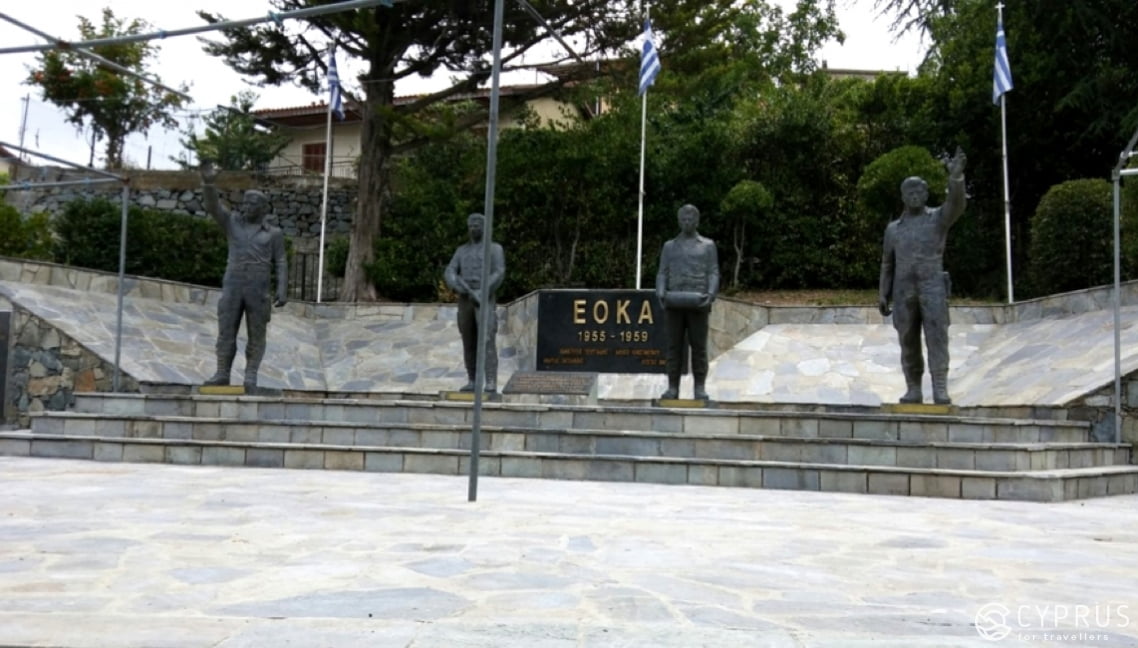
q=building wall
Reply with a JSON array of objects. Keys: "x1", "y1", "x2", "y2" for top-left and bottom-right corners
[
  {"x1": 274, "y1": 125, "x2": 364, "y2": 177},
  {"x1": 265, "y1": 95, "x2": 585, "y2": 171}
]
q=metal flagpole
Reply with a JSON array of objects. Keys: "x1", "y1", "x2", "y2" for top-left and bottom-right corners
[
  {"x1": 1113, "y1": 173, "x2": 1122, "y2": 444},
  {"x1": 635, "y1": 4, "x2": 653, "y2": 289},
  {"x1": 469, "y1": 0, "x2": 506, "y2": 502},
  {"x1": 1000, "y1": 93, "x2": 1013, "y2": 303},
  {"x1": 1110, "y1": 126, "x2": 1138, "y2": 445},
  {"x1": 636, "y1": 91, "x2": 648, "y2": 289},
  {"x1": 996, "y1": 3, "x2": 1014, "y2": 304},
  {"x1": 317, "y1": 98, "x2": 334, "y2": 303},
  {"x1": 114, "y1": 182, "x2": 129, "y2": 391}
]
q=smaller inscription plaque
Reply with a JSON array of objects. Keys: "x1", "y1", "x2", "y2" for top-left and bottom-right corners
[{"x1": 504, "y1": 371, "x2": 598, "y2": 396}]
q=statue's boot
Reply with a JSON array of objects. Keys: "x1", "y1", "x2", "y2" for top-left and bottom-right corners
[
  {"x1": 932, "y1": 372, "x2": 952, "y2": 405},
  {"x1": 244, "y1": 341, "x2": 265, "y2": 392},
  {"x1": 899, "y1": 386, "x2": 923, "y2": 404},
  {"x1": 693, "y1": 375, "x2": 709, "y2": 401},
  {"x1": 460, "y1": 375, "x2": 476, "y2": 392},
  {"x1": 896, "y1": 366, "x2": 924, "y2": 400},
  {"x1": 660, "y1": 376, "x2": 680, "y2": 400},
  {"x1": 204, "y1": 351, "x2": 233, "y2": 386},
  {"x1": 485, "y1": 355, "x2": 498, "y2": 393}
]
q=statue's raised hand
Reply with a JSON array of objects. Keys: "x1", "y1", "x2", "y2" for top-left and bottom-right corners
[{"x1": 947, "y1": 146, "x2": 967, "y2": 178}]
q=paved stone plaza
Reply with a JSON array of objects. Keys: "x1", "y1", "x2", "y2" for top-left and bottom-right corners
[{"x1": 1, "y1": 457, "x2": 1136, "y2": 647}]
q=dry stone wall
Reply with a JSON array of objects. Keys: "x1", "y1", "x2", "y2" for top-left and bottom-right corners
[
  {"x1": 4, "y1": 167, "x2": 356, "y2": 241},
  {"x1": 4, "y1": 306, "x2": 138, "y2": 427}
]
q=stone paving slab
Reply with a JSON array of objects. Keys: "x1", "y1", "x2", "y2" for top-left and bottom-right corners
[{"x1": 0, "y1": 457, "x2": 1136, "y2": 647}]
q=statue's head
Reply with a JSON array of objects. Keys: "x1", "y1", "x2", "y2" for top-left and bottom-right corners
[
  {"x1": 242, "y1": 190, "x2": 270, "y2": 223},
  {"x1": 900, "y1": 177, "x2": 929, "y2": 211},
  {"x1": 467, "y1": 212, "x2": 485, "y2": 242},
  {"x1": 677, "y1": 203, "x2": 700, "y2": 235}
]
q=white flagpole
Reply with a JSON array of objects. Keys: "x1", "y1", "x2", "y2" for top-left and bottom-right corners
[
  {"x1": 635, "y1": 4, "x2": 651, "y2": 290},
  {"x1": 636, "y1": 91, "x2": 647, "y2": 289},
  {"x1": 317, "y1": 93, "x2": 334, "y2": 303},
  {"x1": 997, "y1": 2, "x2": 1013, "y2": 304},
  {"x1": 1000, "y1": 93, "x2": 1012, "y2": 304}
]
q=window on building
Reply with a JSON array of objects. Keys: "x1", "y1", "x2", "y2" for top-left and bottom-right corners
[{"x1": 302, "y1": 142, "x2": 326, "y2": 173}]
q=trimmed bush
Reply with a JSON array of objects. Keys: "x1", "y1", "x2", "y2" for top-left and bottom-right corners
[
  {"x1": 1028, "y1": 179, "x2": 1113, "y2": 295},
  {"x1": 53, "y1": 197, "x2": 228, "y2": 286},
  {"x1": 0, "y1": 204, "x2": 53, "y2": 260},
  {"x1": 842, "y1": 146, "x2": 949, "y2": 287}
]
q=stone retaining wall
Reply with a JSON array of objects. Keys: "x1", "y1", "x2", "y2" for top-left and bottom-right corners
[
  {"x1": 4, "y1": 168, "x2": 356, "y2": 241},
  {"x1": 2, "y1": 305, "x2": 138, "y2": 427},
  {"x1": 4, "y1": 256, "x2": 1138, "y2": 427}
]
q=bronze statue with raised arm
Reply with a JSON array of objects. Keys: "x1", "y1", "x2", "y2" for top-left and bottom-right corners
[
  {"x1": 878, "y1": 147, "x2": 967, "y2": 405},
  {"x1": 200, "y1": 161, "x2": 288, "y2": 390}
]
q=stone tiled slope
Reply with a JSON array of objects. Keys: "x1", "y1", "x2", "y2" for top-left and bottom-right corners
[{"x1": 3, "y1": 257, "x2": 1138, "y2": 408}]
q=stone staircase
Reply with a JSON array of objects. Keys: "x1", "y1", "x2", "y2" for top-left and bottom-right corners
[{"x1": 1, "y1": 392, "x2": 1135, "y2": 502}]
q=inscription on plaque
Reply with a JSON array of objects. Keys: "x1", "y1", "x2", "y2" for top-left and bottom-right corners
[
  {"x1": 536, "y1": 290, "x2": 667, "y2": 373},
  {"x1": 0, "y1": 312, "x2": 9, "y2": 420},
  {"x1": 504, "y1": 371, "x2": 597, "y2": 395}
]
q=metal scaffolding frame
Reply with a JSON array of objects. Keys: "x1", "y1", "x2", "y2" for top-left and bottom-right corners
[{"x1": 0, "y1": 0, "x2": 396, "y2": 393}]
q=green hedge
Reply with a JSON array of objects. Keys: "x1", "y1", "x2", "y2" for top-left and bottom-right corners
[
  {"x1": 0, "y1": 204, "x2": 53, "y2": 260},
  {"x1": 1028, "y1": 179, "x2": 1113, "y2": 295},
  {"x1": 53, "y1": 197, "x2": 228, "y2": 286}
]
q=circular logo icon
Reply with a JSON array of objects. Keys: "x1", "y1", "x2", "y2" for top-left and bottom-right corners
[{"x1": 975, "y1": 603, "x2": 1012, "y2": 641}]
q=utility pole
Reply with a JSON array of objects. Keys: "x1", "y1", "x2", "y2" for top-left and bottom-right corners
[{"x1": 17, "y1": 94, "x2": 29, "y2": 162}]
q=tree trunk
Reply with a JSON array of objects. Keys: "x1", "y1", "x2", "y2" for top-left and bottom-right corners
[
  {"x1": 340, "y1": 78, "x2": 395, "y2": 302},
  {"x1": 732, "y1": 220, "x2": 744, "y2": 289},
  {"x1": 105, "y1": 127, "x2": 124, "y2": 170}
]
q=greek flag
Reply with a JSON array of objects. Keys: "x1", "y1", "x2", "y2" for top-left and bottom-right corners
[
  {"x1": 992, "y1": 17, "x2": 1013, "y2": 105},
  {"x1": 328, "y1": 48, "x2": 345, "y2": 120},
  {"x1": 638, "y1": 19, "x2": 660, "y2": 96}
]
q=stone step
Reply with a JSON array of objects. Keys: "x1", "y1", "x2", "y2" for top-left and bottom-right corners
[
  {"x1": 2, "y1": 431, "x2": 1136, "y2": 502},
  {"x1": 26, "y1": 412, "x2": 1129, "y2": 472},
  {"x1": 68, "y1": 393, "x2": 1093, "y2": 444}
]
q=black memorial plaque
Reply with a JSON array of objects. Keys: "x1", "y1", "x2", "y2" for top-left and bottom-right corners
[
  {"x1": 537, "y1": 290, "x2": 666, "y2": 373},
  {"x1": 503, "y1": 371, "x2": 597, "y2": 395}
]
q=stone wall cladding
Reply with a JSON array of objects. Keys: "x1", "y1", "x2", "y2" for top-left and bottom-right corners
[
  {"x1": 6, "y1": 306, "x2": 138, "y2": 426},
  {"x1": 5, "y1": 168, "x2": 357, "y2": 241},
  {"x1": 5, "y1": 256, "x2": 1138, "y2": 434}
]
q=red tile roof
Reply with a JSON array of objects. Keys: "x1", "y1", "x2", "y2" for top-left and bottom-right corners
[{"x1": 252, "y1": 84, "x2": 547, "y2": 121}]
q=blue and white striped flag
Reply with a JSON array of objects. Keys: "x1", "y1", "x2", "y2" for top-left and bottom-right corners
[
  {"x1": 992, "y1": 16, "x2": 1013, "y2": 105},
  {"x1": 638, "y1": 19, "x2": 660, "y2": 96},
  {"x1": 328, "y1": 47, "x2": 345, "y2": 120}
]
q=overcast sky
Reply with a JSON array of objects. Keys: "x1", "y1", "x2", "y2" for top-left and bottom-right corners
[{"x1": 0, "y1": 0, "x2": 926, "y2": 171}]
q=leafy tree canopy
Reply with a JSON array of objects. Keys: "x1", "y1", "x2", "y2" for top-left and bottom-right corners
[
  {"x1": 199, "y1": 0, "x2": 840, "y2": 301},
  {"x1": 26, "y1": 7, "x2": 187, "y2": 169},
  {"x1": 172, "y1": 91, "x2": 290, "y2": 171}
]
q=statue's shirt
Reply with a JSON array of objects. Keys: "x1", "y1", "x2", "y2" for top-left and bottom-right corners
[
  {"x1": 885, "y1": 207, "x2": 951, "y2": 282},
  {"x1": 661, "y1": 235, "x2": 717, "y2": 293},
  {"x1": 226, "y1": 216, "x2": 279, "y2": 274},
  {"x1": 452, "y1": 242, "x2": 488, "y2": 290}
]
